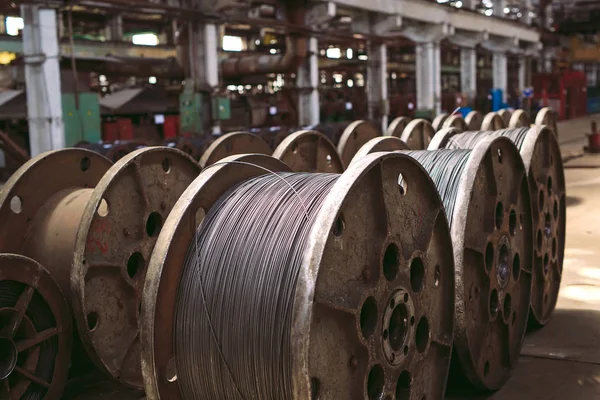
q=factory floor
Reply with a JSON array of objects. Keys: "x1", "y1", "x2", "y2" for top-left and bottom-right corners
[{"x1": 37, "y1": 115, "x2": 600, "y2": 399}]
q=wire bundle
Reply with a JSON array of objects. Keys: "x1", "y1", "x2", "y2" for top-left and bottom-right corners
[
  {"x1": 405, "y1": 150, "x2": 472, "y2": 226},
  {"x1": 174, "y1": 172, "x2": 339, "y2": 399},
  {"x1": 445, "y1": 128, "x2": 530, "y2": 151}
]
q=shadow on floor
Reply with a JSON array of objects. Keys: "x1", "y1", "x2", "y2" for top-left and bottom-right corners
[{"x1": 567, "y1": 196, "x2": 584, "y2": 207}]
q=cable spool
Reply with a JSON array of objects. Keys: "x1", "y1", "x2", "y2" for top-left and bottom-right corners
[
  {"x1": 432, "y1": 113, "x2": 449, "y2": 132},
  {"x1": 199, "y1": 131, "x2": 272, "y2": 168},
  {"x1": 141, "y1": 152, "x2": 456, "y2": 400},
  {"x1": 481, "y1": 112, "x2": 506, "y2": 131},
  {"x1": 273, "y1": 130, "x2": 344, "y2": 173},
  {"x1": 400, "y1": 119, "x2": 436, "y2": 150},
  {"x1": 337, "y1": 120, "x2": 380, "y2": 167},
  {"x1": 497, "y1": 109, "x2": 512, "y2": 127},
  {"x1": 535, "y1": 107, "x2": 559, "y2": 138},
  {"x1": 386, "y1": 116, "x2": 411, "y2": 137},
  {"x1": 431, "y1": 126, "x2": 565, "y2": 326},
  {"x1": 0, "y1": 147, "x2": 200, "y2": 389},
  {"x1": 350, "y1": 137, "x2": 410, "y2": 166},
  {"x1": 409, "y1": 137, "x2": 533, "y2": 390},
  {"x1": 508, "y1": 110, "x2": 530, "y2": 128},
  {"x1": 465, "y1": 111, "x2": 483, "y2": 131},
  {"x1": 443, "y1": 115, "x2": 468, "y2": 131},
  {"x1": 0, "y1": 253, "x2": 72, "y2": 400}
]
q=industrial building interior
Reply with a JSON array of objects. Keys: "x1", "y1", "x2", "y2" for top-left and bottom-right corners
[{"x1": 0, "y1": 0, "x2": 599, "y2": 399}]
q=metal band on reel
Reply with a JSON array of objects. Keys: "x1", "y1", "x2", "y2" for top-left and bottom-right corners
[
  {"x1": 0, "y1": 253, "x2": 72, "y2": 400},
  {"x1": 141, "y1": 152, "x2": 456, "y2": 400},
  {"x1": 400, "y1": 119, "x2": 436, "y2": 150},
  {"x1": 337, "y1": 120, "x2": 381, "y2": 168},
  {"x1": 273, "y1": 130, "x2": 344, "y2": 173},
  {"x1": 410, "y1": 138, "x2": 533, "y2": 390},
  {"x1": 433, "y1": 126, "x2": 565, "y2": 327},
  {"x1": 199, "y1": 131, "x2": 272, "y2": 168}
]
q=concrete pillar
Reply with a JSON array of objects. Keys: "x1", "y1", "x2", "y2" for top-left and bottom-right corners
[
  {"x1": 462, "y1": 0, "x2": 477, "y2": 10},
  {"x1": 589, "y1": 64, "x2": 598, "y2": 87},
  {"x1": 493, "y1": 52, "x2": 508, "y2": 103},
  {"x1": 297, "y1": 37, "x2": 319, "y2": 127},
  {"x1": 104, "y1": 14, "x2": 123, "y2": 42},
  {"x1": 518, "y1": 56, "x2": 528, "y2": 90},
  {"x1": 523, "y1": 0, "x2": 533, "y2": 25},
  {"x1": 416, "y1": 41, "x2": 441, "y2": 114},
  {"x1": 21, "y1": 5, "x2": 64, "y2": 156},
  {"x1": 0, "y1": 150, "x2": 4, "y2": 169},
  {"x1": 367, "y1": 42, "x2": 388, "y2": 132},
  {"x1": 0, "y1": 16, "x2": 5, "y2": 35},
  {"x1": 189, "y1": 22, "x2": 220, "y2": 134},
  {"x1": 460, "y1": 47, "x2": 477, "y2": 104},
  {"x1": 493, "y1": 0, "x2": 507, "y2": 18}
]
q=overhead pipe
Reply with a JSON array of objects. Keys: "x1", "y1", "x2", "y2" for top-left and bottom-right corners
[{"x1": 221, "y1": 6, "x2": 307, "y2": 78}]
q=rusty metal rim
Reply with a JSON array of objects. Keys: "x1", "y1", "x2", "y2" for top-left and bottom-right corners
[
  {"x1": 386, "y1": 116, "x2": 411, "y2": 137},
  {"x1": 0, "y1": 253, "x2": 72, "y2": 400},
  {"x1": 450, "y1": 137, "x2": 533, "y2": 390},
  {"x1": 350, "y1": 136, "x2": 411, "y2": 166},
  {"x1": 141, "y1": 154, "x2": 292, "y2": 400},
  {"x1": 508, "y1": 109, "x2": 530, "y2": 129},
  {"x1": 272, "y1": 130, "x2": 344, "y2": 173},
  {"x1": 497, "y1": 109, "x2": 512, "y2": 127},
  {"x1": 443, "y1": 115, "x2": 467, "y2": 131},
  {"x1": 292, "y1": 151, "x2": 456, "y2": 400},
  {"x1": 427, "y1": 128, "x2": 462, "y2": 150},
  {"x1": 432, "y1": 113, "x2": 449, "y2": 132},
  {"x1": 72, "y1": 147, "x2": 200, "y2": 389},
  {"x1": 465, "y1": 111, "x2": 483, "y2": 131},
  {"x1": 535, "y1": 107, "x2": 559, "y2": 137},
  {"x1": 198, "y1": 131, "x2": 272, "y2": 168}
]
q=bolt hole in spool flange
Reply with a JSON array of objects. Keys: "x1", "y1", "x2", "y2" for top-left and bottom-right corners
[
  {"x1": 273, "y1": 130, "x2": 344, "y2": 173},
  {"x1": 409, "y1": 137, "x2": 534, "y2": 391},
  {"x1": 140, "y1": 152, "x2": 455, "y2": 400},
  {"x1": 0, "y1": 254, "x2": 72, "y2": 400},
  {"x1": 433, "y1": 125, "x2": 565, "y2": 326}
]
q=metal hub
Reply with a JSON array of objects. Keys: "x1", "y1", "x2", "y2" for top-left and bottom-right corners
[
  {"x1": 381, "y1": 289, "x2": 415, "y2": 366},
  {"x1": 495, "y1": 236, "x2": 512, "y2": 289}
]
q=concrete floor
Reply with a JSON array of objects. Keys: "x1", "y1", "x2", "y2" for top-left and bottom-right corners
[{"x1": 41, "y1": 115, "x2": 600, "y2": 398}]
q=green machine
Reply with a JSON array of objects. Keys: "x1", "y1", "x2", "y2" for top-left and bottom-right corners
[
  {"x1": 180, "y1": 82, "x2": 231, "y2": 134},
  {"x1": 62, "y1": 92, "x2": 101, "y2": 145}
]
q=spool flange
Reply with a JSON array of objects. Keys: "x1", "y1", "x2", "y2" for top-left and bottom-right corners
[
  {"x1": 535, "y1": 107, "x2": 559, "y2": 138},
  {"x1": 337, "y1": 120, "x2": 380, "y2": 168},
  {"x1": 199, "y1": 131, "x2": 272, "y2": 168},
  {"x1": 0, "y1": 253, "x2": 72, "y2": 400},
  {"x1": 72, "y1": 147, "x2": 200, "y2": 388},
  {"x1": 432, "y1": 113, "x2": 449, "y2": 132},
  {"x1": 273, "y1": 130, "x2": 344, "y2": 173},
  {"x1": 350, "y1": 136, "x2": 410, "y2": 166},
  {"x1": 443, "y1": 115, "x2": 468, "y2": 131},
  {"x1": 481, "y1": 112, "x2": 506, "y2": 131},
  {"x1": 465, "y1": 111, "x2": 483, "y2": 130},
  {"x1": 386, "y1": 117, "x2": 411, "y2": 138},
  {"x1": 508, "y1": 110, "x2": 530, "y2": 128},
  {"x1": 497, "y1": 109, "x2": 512, "y2": 127},
  {"x1": 400, "y1": 119, "x2": 435, "y2": 150}
]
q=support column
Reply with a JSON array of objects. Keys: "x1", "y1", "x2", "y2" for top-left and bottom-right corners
[
  {"x1": 493, "y1": 52, "x2": 508, "y2": 103},
  {"x1": 188, "y1": 22, "x2": 220, "y2": 134},
  {"x1": 493, "y1": 0, "x2": 507, "y2": 17},
  {"x1": 0, "y1": 15, "x2": 6, "y2": 35},
  {"x1": 462, "y1": 0, "x2": 477, "y2": 10},
  {"x1": 518, "y1": 56, "x2": 528, "y2": 90},
  {"x1": 523, "y1": 0, "x2": 533, "y2": 25},
  {"x1": 589, "y1": 64, "x2": 598, "y2": 88},
  {"x1": 416, "y1": 41, "x2": 441, "y2": 114},
  {"x1": 104, "y1": 14, "x2": 123, "y2": 41},
  {"x1": 21, "y1": 5, "x2": 64, "y2": 156},
  {"x1": 297, "y1": 37, "x2": 319, "y2": 127},
  {"x1": 367, "y1": 42, "x2": 388, "y2": 132},
  {"x1": 460, "y1": 47, "x2": 477, "y2": 105}
]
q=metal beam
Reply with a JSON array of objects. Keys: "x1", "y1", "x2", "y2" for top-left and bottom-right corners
[{"x1": 321, "y1": 0, "x2": 540, "y2": 43}]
